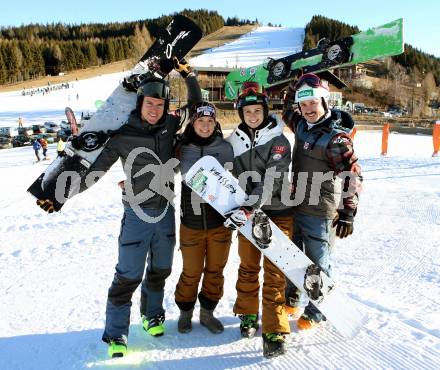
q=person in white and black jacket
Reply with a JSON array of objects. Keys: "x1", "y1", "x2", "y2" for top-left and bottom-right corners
[{"x1": 224, "y1": 82, "x2": 293, "y2": 359}]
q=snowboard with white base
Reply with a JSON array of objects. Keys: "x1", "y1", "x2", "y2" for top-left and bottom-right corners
[
  {"x1": 27, "y1": 15, "x2": 202, "y2": 211},
  {"x1": 184, "y1": 155, "x2": 367, "y2": 338}
]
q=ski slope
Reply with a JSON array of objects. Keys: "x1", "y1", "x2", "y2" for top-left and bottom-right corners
[
  {"x1": 0, "y1": 72, "x2": 125, "y2": 128},
  {"x1": 0, "y1": 28, "x2": 439, "y2": 369},
  {"x1": 189, "y1": 26, "x2": 304, "y2": 68}
]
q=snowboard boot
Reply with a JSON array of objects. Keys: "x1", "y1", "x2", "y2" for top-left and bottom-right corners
[
  {"x1": 262, "y1": 333, "x2": 287, "y2": 359},
  {"x1": 297, "y1": 312, "x2": 320, "y2": 331},
  {"x1": 142, "y1": 313, "x2": 165, "y2": 337},
  {"x1": 107, "y1": 337, "x2": 127, "y2": 358},
  {"x1": 284, "y1": 304, "x2": 300, "y2": 316},
  {"x1": 178, "y1": 308, "x2": 194, "y2": 334},
  {"x1": 200, "y1": 307, "x2": 224, "y2": 334},
  {"x1": 238, "y1": 314, "x2": 259, "y2": 338}
]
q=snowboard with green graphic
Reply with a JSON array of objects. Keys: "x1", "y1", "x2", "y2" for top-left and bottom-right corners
[{"x1": 225, "y1": 18, "x2": 404, "y2": 100}]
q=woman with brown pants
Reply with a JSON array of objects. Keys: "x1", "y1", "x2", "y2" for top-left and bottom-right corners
[{"x1": 174, "y1": 102, "x2": 234, "y2": 334}]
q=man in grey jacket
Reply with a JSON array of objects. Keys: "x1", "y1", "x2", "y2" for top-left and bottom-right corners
[
  {"x1": 282, "y1": 73, "x2": 362, "y2": 331},
  {"x1": 87, "y1": 62, "x2": 200, "y2": 357}
]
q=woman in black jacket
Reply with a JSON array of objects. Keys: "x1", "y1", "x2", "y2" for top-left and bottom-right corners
[{"x1": 174, "y1": 102, "x2": 234, "y2": 334}]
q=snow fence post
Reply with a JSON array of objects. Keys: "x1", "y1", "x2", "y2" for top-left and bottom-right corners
[
  {"x1": 433, "y1": 120, "x2": 440, "y2": 157},
  {"x1": 349, "y1": 127, "x2": 357, "y2": 140},
  {"x1": 381, "y1": 122, "x2": 390, "y2": 156}
]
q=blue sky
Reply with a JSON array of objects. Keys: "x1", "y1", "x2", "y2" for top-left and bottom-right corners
[{"x1": 2, "y1": 0, "x2": 440, "y2": 57}]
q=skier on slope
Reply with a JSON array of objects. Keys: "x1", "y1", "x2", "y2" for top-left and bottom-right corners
[
  {"x1": 282, "y1": 73, "x2": 362, "y2": 330},
  {"x1": 32, "y1": 139, "x2": 41, "y2": 162},
  {"x1": 39, "y1": 138, "x2": 48, "y2": 160},
  {"x1": 36, "y1": 59, "x2": 201, "y2": 358},
  {"x1": 224, "y1": 82, "x2": 293, "y2": 358},
  {"x1": 174, "y1": 101, "x2": 234, "y2": 335}
]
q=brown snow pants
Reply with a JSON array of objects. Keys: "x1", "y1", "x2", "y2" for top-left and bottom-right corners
[
  {"x1": 175, "y1": 224, "x2": 232, "y2": 310},
  {"x1": 233, "y1": 215, "x2": 293, "y2": 334}
]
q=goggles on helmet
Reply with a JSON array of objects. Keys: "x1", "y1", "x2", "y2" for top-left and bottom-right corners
[
  {"x1": 137, "y1": 81, "x2": 170, "y2": 100},
  {"x1": 240, "y1": 81, "x2": 261, "y2": 96},
  {"x1": 294, "y1": 73, "x2": 330, "y2": 103},
  {"x1": 236, "y1": 81, "x2": 268, "y2": 108},
  {"x1": 294, "y1": 73, "x2": 328, "y2": 90}
]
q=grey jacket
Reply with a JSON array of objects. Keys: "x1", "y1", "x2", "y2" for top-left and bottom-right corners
[
  {"x1": 227, "y1": 114, "x2": 292, "y2": 216},
  {"x1": 82, "y1": 75, "x2": 201, "y2": 209},
  {"x1": 292, "y1": 110, "x2": 361, "y2": 219}
]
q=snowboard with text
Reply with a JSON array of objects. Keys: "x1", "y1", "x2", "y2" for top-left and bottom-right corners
[
  {"x1": 28, "y1": 15, "x2": 202, "y2": 211},
  {"x1": 184, "y1": 155, "x2": 367, "y2": 338}
]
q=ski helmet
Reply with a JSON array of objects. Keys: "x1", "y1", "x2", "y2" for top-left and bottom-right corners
[
  {"x1": 294, "y1": 73, "x2": 330, "y2": 106},
  {"x1": 136, "y1": 76, "x2": 170, "y2": 114},
  {"x1": 236, "y1": 82, "x2": 269, "y2": 122}
]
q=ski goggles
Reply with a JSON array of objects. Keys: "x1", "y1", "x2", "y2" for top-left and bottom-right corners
[
  {"x1": 294, "y1": 73, "x2": 328, "y2": 91},
  {"x1": 240, "y1": 81, "x2": 261, "y2": 96},
  {"x1": 138, "y1": 81, "x2": 170, "y2": 100},
  {"x1": 237, "y1": 83, "x2": 269, "y2": 108}
]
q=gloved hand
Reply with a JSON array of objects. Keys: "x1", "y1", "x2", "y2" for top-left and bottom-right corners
[
  {"x1": 224, "y1": 207, "x2": 253, "y2": 230},
  {"x1": 36, "y1": 199, "x2": 55, "y2": 213},
  {"x1": 173, "y1": 57, "x2": 192, "y2": 78},
  {"x1": 332, "y1": 212, "x2": 354, "y2": 238}
]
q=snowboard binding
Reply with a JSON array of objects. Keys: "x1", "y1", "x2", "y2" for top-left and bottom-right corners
[
  {"x1": 303, "y1": 37, "x2": 353, "y2": 74},
  {"x1": 70, "y1": 131, "x2": 109, "y2": 152},
  {"x1": 304, "y1": 264, "x2": 324, "y2": 301},
  {"x1": 122, "y1": 73, "x2": 153, "y2": 92},
  {"x1": 251, "y1": 210, "x2": 272, "y2": 249},
  {"x1": 266, "y1": 58, "x2": 291, "y2": 83}
]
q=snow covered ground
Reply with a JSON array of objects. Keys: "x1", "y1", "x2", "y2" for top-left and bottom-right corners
[
  {"x1": 0, "y1": 27, "x2": 440, "y2": 369},
  {"x1": 0, "y1": 72, "x2": 125, "y2": 128},
  {"x1": 189, "y1": 26, "x2": 304, "y2": 68},
  {"x1": 1, "y1": 127, "x2": 439, "y2": 370}
]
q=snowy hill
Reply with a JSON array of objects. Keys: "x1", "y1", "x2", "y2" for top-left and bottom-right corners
[
  {"x1": 0, "y1": 72, "x2": 125, "y2": 128},
  {"x1": 0, "y1": 36, "x2": 440, "y2": 369},
  {"x1": 189, "y1": 26, "x2": 304, "y2": 68}
]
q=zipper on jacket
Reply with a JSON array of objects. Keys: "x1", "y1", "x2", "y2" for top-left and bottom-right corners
[
  {"x1": 199, "y1": 146, "x2": 208, "y2": 230},
  {"x1": 249, "y1": 129, "x2": 255, "y2": 170},
  {"x1": 154, "y1": 134, "x2": 164, "y2": 208}
]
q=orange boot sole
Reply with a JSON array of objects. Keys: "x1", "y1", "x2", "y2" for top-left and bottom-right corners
[
  {"x1": 284, "y1": 305, "x2": 300, "y2": 316},
  {"x1": 297, "y1": 316, "x2": 318, "y2": 330}
]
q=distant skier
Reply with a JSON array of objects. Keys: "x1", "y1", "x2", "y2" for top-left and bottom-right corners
[
  {"x1": 174, "y1": 102, "x2": 234, "y2": 335},
  {"x1": 32, "y1": 139, "x2": 41, "y2": 162},
  {"x1": 56, "y1": 137, "x2": 66, "y2": 157},
  {"x1": 36, "y1": 59, "x2": 201, "y2": 358},
  {"x1": 282, "y1": 73, "x2": 362, "y2": 330},
  {"x1": 39, "y1": 138, "x2": 48, "y2": 160},
  {"x1": 224, "y1": 82, "x2": 293, "y2": 358}
]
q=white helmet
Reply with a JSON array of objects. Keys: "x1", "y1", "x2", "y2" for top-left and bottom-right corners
[{"x1": 294, "y1": 73, "x2": 330, "y2": 103}]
